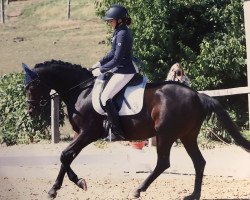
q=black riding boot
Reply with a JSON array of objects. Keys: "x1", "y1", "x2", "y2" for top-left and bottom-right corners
[{"x1": 104, "y1": 99, "x2": 125, "y2": 141}]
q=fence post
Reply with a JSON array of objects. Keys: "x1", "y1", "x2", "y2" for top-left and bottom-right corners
[
  {"x1": 244, "y1": 0, "x2": 250, "y2": 129},
  {"x1": 67, "y1": 0, "x2": 71, "y2": 19},
  {"x1": 51, "y1": 90, "x2": 60, "y2": 143},
  {"x1": 1, "y1": 0, "x2": 4, "y2": 24},
  {"x1": 149, "y1": 137, "x2": 156, "y2": 147}
]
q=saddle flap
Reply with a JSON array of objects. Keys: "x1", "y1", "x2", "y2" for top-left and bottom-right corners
[{"x1": 92, "y1": 74, "x2": 147, "y2": 116}]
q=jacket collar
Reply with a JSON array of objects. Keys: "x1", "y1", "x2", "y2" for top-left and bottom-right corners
[{"x1": 115, "y1": 23, "x2": 127, "y2": 32}]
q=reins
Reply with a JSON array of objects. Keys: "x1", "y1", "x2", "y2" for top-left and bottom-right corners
[{"x1": 50, "y1": 76, "x2": 96, "y2": 99}]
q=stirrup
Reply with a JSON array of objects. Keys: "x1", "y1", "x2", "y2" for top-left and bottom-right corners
[
  {"x1": 111, "y1": 126, "x2": 125, "y2": 140},
  {"x1": 103, "y1": 124, "x2": 125, "y2": 141},
  {"x1": 103, "y1": 119, "x2": 110, "y2": 132},
  {"x1": 104, "y1": 131, "x2": 124, "y2": 142}
]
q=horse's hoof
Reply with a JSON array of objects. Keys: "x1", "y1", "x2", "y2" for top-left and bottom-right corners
[
  {"x1": 183, "y1": 193, "x2": 200, "y2": 200},
  {"x1": 77, "y1": 178, "x2": 87, "y2": 191},
  {"x1": 48, "y1": 188, "x2": 57, "y2": 199},
  {"x1": 133, "y1": 189, "x2": 141, "y2": 198}
]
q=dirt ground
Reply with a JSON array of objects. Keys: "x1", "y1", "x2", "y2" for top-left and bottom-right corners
[{"x1": 0, "y1": 142, "x2": 249, "y2": 200}]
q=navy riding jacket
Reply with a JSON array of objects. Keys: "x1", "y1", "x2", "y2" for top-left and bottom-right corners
[{"x1": 99, "y1": 24, "x2": 137, "y2": 75}]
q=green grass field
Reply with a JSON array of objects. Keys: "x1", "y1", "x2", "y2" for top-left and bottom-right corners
[
  {"x1": 0, "y1": 0, "x2": 110, "y2": 138},
  {"x1": 0, "y1": 0, "x2": 109, "y2": 75}
]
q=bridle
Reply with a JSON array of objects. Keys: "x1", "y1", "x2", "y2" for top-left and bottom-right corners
[
  {"x1": 26, "y1": 79, "x2": 52, "y2": 110},
  {"x1": 26, "y1": 76, "x2": 96, "y2": 109}
]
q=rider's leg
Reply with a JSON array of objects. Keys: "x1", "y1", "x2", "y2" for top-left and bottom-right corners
[
  {"x1": 104, "y1": 99, "x2": 125, "y2": 139},
  {"x1": 101, "y1": 73, "x2": 134, "y2": 140}
]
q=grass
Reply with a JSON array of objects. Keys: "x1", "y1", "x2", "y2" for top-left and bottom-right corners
[
  {"x1": 0, "y1": 0, "x2": 109, "y2": 75},
  {"x1": 0, "y1": 0, "x2": 110, "y2": 138}
]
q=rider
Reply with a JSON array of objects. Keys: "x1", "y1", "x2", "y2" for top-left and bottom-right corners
[{"x1": 91, "y1": 4, "x2": 137, "y2": 141}]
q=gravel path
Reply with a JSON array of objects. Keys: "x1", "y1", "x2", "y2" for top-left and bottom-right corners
[{"x1": 0, "y1": 142, "x2": 249, "y2": 200}]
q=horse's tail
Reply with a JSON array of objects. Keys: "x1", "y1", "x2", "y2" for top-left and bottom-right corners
[{"x1": 198, "y1": 93, "x2": 250, "y2": 153}]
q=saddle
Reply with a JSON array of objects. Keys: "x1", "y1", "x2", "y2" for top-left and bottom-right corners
[{"x1": 92, "y1": 73, "x2": 147, "y2": 116}]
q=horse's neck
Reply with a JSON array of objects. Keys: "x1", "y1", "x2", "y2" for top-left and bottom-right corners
[
  {"x1": 53, "y1": 79, "x2": 91, "y2": 105},
  {"x1": 57, "y1": 79, "x2": 94, "y2": 122},
  {"x1": 38, "y1": 66, "x2": 92, "y2": 104}
]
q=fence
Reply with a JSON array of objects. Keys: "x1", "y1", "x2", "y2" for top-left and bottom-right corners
[{"x1": 1, "y1": 0, "x2": 4, "y2": 23}]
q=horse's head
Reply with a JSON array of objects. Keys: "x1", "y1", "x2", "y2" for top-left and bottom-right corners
[
  {"x1": 22, "y1": 63, "x2": 51, "y2": 116},
  {"x1": 22, "y1": 60, "x2": 94, "y2": 116}
]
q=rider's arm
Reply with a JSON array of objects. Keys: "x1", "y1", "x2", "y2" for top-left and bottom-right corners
[
  {"x1": 100, "y1": 49, "x2": 114, "y2": 65},
  {"x1": 100, "y1": 30, "x2": 128, "y2": 73}
]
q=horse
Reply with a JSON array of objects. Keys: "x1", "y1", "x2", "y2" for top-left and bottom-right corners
[{"x1": 22, "y1": 60, "x2": 250, "y2": 200}]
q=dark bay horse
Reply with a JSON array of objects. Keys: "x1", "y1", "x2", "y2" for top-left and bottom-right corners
[{"x1": 23, "y1": 60, "x2": 250, "y2": 200}]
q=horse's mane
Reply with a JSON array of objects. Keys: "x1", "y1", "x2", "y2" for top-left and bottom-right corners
[{"x1": 34, "y1": 59, "x2": 90, "y2": 74}]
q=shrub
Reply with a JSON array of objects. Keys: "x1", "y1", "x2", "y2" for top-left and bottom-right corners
[{"x1": 0, "y1": 72, "x2": 65, "y2": 145}]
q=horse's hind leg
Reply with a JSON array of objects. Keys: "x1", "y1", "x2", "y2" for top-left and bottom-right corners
[
  {"x1": 133, "y1": 137, "x2": 174, "y2": 198},
  {"x1": 181, "y1": 135, "x2": 206, "y2": 200}
]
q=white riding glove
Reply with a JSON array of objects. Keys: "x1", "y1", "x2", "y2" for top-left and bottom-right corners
[
  {"x1": 92, "y1": 67, "x2": 102, "y2": 77},
  {"x1": 91, "y1": 62, "x2": 102, "y2": 76}
]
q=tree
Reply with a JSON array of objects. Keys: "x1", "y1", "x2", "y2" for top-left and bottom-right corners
[
  {"x1": 95, "y1": 0, "x2": 248, "y2": 130},
  {"x1": 95, "y1": 0, "x2": 246, "y2": 87}
]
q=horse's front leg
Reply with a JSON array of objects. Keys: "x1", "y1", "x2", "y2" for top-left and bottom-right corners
[
  {"x1": 48, "y1": 150, "x2": 87, "y2": 198},
  {"x1": 48, "y1": 165, "x2": 66, "y2": 198},
  {"x1": 60, "y1": 132, "x2": 93, "y2": 188},
  {"x1": 48, "y1": 132, "x2": 80, "y2": 198},
  {"x1": 50, "y1": 132, "x2": 94, "y2": 198}
]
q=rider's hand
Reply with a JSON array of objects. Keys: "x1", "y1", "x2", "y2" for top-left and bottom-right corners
[
  {"x1": 91, "y1": 62, "x2": 101, "y2": 69},
  {"x1": 92, "y1": 68, "x2": 102, "y2": 77}
]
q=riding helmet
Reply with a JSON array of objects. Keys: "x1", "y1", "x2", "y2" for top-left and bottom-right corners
[{"x1": 103, "y1": 4, "x2": 129, "y2": 21}]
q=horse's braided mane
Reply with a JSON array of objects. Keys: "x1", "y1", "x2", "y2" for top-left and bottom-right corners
[{"x1": 34, "y1": 59, "x2": 87, "y2": 72}]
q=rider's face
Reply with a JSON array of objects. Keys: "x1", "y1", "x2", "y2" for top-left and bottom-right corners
[{"x1": 107, "y1": 19, "x2": 117, "y2": 29}]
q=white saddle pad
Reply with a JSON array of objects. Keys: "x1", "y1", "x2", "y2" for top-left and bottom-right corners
[{"x1": 92, "y1": 77, "x2": 148, "y2": 116}]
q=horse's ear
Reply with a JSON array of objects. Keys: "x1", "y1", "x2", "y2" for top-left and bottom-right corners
[{"x1": 22, "y1": 63, "x2": 39, "y2": 86}]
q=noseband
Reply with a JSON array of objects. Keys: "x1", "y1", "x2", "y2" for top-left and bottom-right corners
[{"x1": 27, "y1": 98, "x2": 50, "y2": 109}]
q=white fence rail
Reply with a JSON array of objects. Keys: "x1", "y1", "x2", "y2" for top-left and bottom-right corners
[{"x1": 199, "y1": 87, "x2": 250, "y2": 97}]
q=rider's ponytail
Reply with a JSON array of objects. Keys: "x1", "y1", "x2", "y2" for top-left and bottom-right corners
[{"x1": 126, "y1": 17, "x2": 132, "y2": 26}]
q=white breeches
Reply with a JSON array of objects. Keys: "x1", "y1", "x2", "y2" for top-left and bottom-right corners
[{"x1": 101, "y1": 73, "x2": 134, "y2": 106}]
